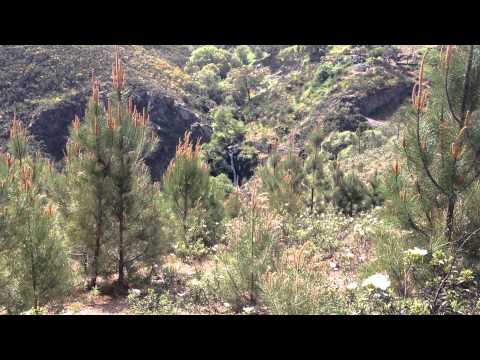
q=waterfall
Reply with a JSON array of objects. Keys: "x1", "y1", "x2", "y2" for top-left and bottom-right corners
[{"x1": 228, "y1": 150, "x2": 239, "y2": 187}]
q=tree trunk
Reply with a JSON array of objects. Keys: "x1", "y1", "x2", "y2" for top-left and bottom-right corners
[
  {"x1": 460, "y1": 45, "x2": 474, "y2": 119},
  {"x1": 250, "y1": 206, "x2": 255, "y2": 305},
  {"x1": 445, "y1": 192, "x2": 457, "y2": 244},
  {"x1": 310, "y1": 187, "x2": 315, "y2": 214},
  {"x1": 90, "y1": 227, "x2": 101, "y2": 289},
  {"x1": 182, "y1": 183, "x2": 189, "y2": 242},
  {"x1": 90, "y1": 109, "x2": 102, "y2": 290},
  {"x1": 27, "y1": 218, "x2": 39, "y2": 310},
  {"x1": 118, "y1": 213, "x2": 125, "y2": 288}
]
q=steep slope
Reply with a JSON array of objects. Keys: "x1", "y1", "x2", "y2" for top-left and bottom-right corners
[
  {"x1": 0, "y1": 45, "x2": 429, "y2": 183},
  {"x1": 0, "y1": 45, "x2": 206, "y2": 180},
  {"x1": 220, "y1": 46, "x2": 420, "y2": 181},
  {"x1": 142, "y1": 45, "x2": 197, "y2": 67}
]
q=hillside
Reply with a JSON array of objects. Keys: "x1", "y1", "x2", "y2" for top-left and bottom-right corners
[
  {"x1": 6, "y1": 45, "x2": 479, "y2": 317},
  {"x1": 0, "y1": 45, "x2": 208, "y2": 179},
  {"x1": 0, "y1": 45, "x2": 420, "y2": 181}
]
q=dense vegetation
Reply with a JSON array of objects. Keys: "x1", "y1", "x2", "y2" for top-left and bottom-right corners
[{"x1": 1, "y1": 45, "x2": 479, "y2": 315}]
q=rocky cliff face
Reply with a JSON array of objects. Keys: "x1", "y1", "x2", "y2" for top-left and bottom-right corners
[
  {"x1": 356, "y1": 80, "x2": 412, "y2": 118},
  {"x1": 0, "y1": 45, "x2": 206, "y2": 180},
  {"x1": 27, "y1": 88, "x2": 204, "y2": 180},
  {"x1": 130, "y1": 87, "x2": 210, "y2": 179}
]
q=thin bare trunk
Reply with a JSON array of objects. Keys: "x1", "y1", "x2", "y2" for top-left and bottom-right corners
[
  {"x1": 118, "y1": 212, "x2": 125, "y2": 287},
  {"x1": 90, "y1": 224, "x2": 101, "y2": 289}
]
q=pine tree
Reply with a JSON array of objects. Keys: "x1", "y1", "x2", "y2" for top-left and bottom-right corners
[
  {"x1": 304, "y1": 126, "x2": 329, "y2": 214},
  {"x1": 63, "y1": 72, "x2": 113, "y2": 289},
  {"x1": 0, "y1": 152, "x2": 14, "y2": 256},
  {"x1": 367, "y1": 170, "x2": 384, "y2": 207},
  {"x1": 163, "y1": 130, "x2": 210, "y2": 242},
  {"x1": 331, "y1": 162, "x2": 371, "y2": 216},
  {"x1": 107, "y1": 49, "x2": 160, "y2": 289},
  {"x1": 258, "y1": 135, "x2": 305, "y2": 215},
  {"x1": 63, "y1": 49, "x2": 163, "y2": 290},
  {"x1": 218, "y1": 180, "x2": 279, "y2": 309},
  {"x1": 204, "y1": 174, "x2": 232, "y2": 246},
  {"x1": 0, "y1": 117, "x2": 70, "y2": 313},
  {"x1": 224, "y1": 187, "x2": 243, "y2": 219},
  {"x1": 384, "y1": 46, "x2": 480, "y2": 254}
]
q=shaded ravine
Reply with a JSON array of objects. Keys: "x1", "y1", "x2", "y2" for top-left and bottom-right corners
[{"x1": 28, "y1": 90, "x2": 207, "y2": 181}]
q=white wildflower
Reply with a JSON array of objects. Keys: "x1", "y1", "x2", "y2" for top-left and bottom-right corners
[
  {"x1": 346, "y1": 282, "x2": 358, "y2": 290},
  {"x1": 404, "y1": 247, "x2": 428, "y2": 257},
  {"x1": 242, "y1": 306, "x2": 255, "y2": 314},
  {"x1": 362, "y1": 273, "x2": 391, "y2": 291},
  {"x1": 353, "y1": 224, "x2": 365, "y2": 237},
  {"x1": 189, "y1": 279, "x2": 202, "y2": 287},
  {"x1": 131, "y1": 288, "x2": 141, "y2": 296}
]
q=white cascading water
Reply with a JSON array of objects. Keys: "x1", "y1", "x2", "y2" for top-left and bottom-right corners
[{"x1": 228, "y1": 150, "x2": 239, "y2": 187}]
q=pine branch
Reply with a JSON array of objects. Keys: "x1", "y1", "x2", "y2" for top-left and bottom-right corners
[
  {"x1": 415, "y1": 107, "x2": 446, "y2": 196},
  {"x1": 444, "y1": 56, "x2": 463, "y2": 126}
]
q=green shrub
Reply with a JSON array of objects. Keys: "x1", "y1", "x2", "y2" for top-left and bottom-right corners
[
  {"x1": 193, "y1": 63, "x2": 223, "y2": 102},
  {"x1": 174, "y1": 237, "x2": 210, "y2": 262},
  {"x1": 234, "y1": 45, "x2": 256, "y2": 66},
  {"x1": 359, "y1": 213, "x2": 416, "y2": 290},
  {"x1": 331, "y1": 163, "x2": 372, "y2": 216},
  {"x1": 214, "y1": 183, "x2": 281, "y2": 310},
  {"x1": 313, "y1": 62, "x2": 343, "y2": 86},
  {"x1": 280, "y1": 205, "x2": 353, "y2": 254},
  {"x1": 163, "y1": 131, "x2": 212, "y2": 248},
  {"x1": 350, "y1": 248, "x2": 480, "y2": 315},
  {"x1": 261, "y1": 243, "x2": 348, "y2": 314},
  {"x1": 184, "y1": 277, "x2": 211, "y2": 306},
  {"x1": 362, "y1": 129, "x2": 387, "y2": 148},
  {"x1": 337, "y1": 145, "x2": 355, "y2": 160},
  {"x1": 159, "y1": 264, "x2": 184, "y2": 291},
  {"x1": 322, "y1": 131, "x2": 358, "y2": 158},
  {"x1": 185, "y1": 45, "x2": 238, "y2": 78},
  {"x1": 258, "y1": 141, "x2": 305, "y2": 216},
  {"x1": 0, "y1": 120, "x2": 72, "y2": 313},
  {"x1": 127, "y1": 288, "x2": 177, "y2": 315},
  {"x1": 367, "y1": 46, "x2": 386, "y2": 59},
  {"x1": 21, "y1": 306, "x2": 50, "y2": 315},
  {"x1": 224, "y1": 189, "x2": 242, "y2": 219}
]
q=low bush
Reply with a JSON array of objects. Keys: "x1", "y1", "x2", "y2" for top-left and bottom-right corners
[
  {"x1": 213, "y1": 182, "x2": 281, "y2": 310},
  {"x1": 127, "y1": 288, "x2": 177, "y2": 315},
  {"x1": 322, "y1": 131, "x2": 358, "y2": 158},
  {"x1": 279, "y1": 205, "x2": 353, "y2": 254},
  {"x1": 261, "y1": 243, "x2": 348, "y2": 314}
]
